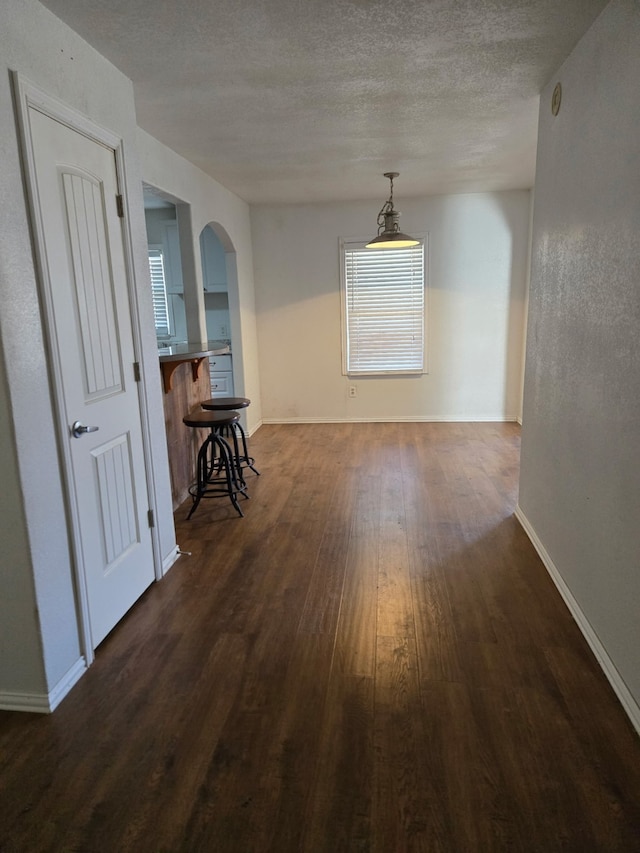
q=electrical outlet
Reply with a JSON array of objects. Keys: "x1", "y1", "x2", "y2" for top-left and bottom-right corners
[
  {"x1": 349, "y1": 385, "x2": 357, "y2": 398},
  {"x1": 220, "y1": 324, "x2": 228, "y2": 338}
]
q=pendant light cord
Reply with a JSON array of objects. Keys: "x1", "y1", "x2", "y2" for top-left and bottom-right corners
[{"x1": 377, "y1": 173, "x2": 396, "y2": 230}]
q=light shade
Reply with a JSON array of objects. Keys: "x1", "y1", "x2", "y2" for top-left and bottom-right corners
[{"x1": 366, "y1": 173, "x2": 419, "y2": 249}]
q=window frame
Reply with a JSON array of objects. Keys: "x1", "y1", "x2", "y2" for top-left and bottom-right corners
[
  {"x1": 339, "y1": 235, "x2": 428, "y2": 377},
  {"x1": 148, "y1": 244, "x2": 173, "y2": 339}
]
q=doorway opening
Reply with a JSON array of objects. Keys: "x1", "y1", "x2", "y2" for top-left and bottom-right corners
[
  {"x1": 199, "y1": 222, "x2": 242, "y2": 398},
  {"x1": 143, "y1": 185, "x2": 188, "y2": 347}
]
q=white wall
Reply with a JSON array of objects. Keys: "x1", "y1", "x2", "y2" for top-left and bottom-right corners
[
  {"x1": 0, "y1": 1, "x2": 262, "y2": 709},
  {"x1": 0, "y1": 0, "x2": 188, "y2": 708},
  {"x1": 137, "y1": 130, "x2": 262, "y2": 433},
  {"x1": 0, "y1": 0, "x2": 266, "y2": 708},
  {"x1": 0, "y1": 0, "x2": 146, "y2": 705},
  {"x1": 252, "y1": 191, "x2": 530, "y2": 422},
  {"x1": 518, "y1": 0, "x2": 640, "y2": 727}
]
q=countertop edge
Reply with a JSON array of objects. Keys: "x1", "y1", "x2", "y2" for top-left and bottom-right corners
[{"x1": 158, "y1": 342, "x2": 231, "y2": 363}]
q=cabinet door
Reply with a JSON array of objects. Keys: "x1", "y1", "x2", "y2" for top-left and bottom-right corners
[
  {"x1": 163, "y1": 222, "x2": 184, "y2": 293},
  {"x1": 209, "y1": 371, "x2": 234, "y2": 395},
  {"x1": 209, "y1": 354, "x2": 232, "y2": 372},
  {"x1": 200, "y1": 226, "x2": 228, "y2": 292}
]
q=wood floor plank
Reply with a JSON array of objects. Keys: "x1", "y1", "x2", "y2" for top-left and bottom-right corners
[
  {"x1": 373, "y1": 635, "x2": 449, "y2": 852},
  {"x1": 262, "y1": 632, "x2": 336, "y2": 851},
  {"x1": 376, "y1": 440, "x2": 414, "y2": 639},
  {"x1": 420, "y1": 680, "x2": 525, "y2": 851},
  {"x1": 297, "y1": 475, "x2": 354, "y2": 636},
  {"x1": 1, "y1": 422, "x2": 640, "y2": 852},
  {"x1": 331, "y1": 472, "x2": 380, "y2": 679},
  {"x1": 300, "y1": 674, "x2": 375, "y2": 853}
]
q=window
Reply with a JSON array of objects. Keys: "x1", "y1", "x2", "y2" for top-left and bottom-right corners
[
  {"x1": 148, "y1": 247, "x2": 171, "y2": 337},
  {"x1": 341, "y1": 238, "x2": 426, "y2": 375}
]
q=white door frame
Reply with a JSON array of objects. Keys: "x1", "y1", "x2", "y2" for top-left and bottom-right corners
[{"x1": 12, "y1": 73, "x2": 162, "y2": 666}]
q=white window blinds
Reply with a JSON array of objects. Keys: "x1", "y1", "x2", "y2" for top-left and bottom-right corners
[
  {"x1": 342, "y1": 240, "x2": 425, "y2": 375},
  {"x1": 148, "y1": 248, "x2": 171, "y2": 337}
]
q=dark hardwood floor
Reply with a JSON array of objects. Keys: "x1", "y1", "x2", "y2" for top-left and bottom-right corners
[{"x1": 1, "y1": 422, "x2": 639, "y2": 852}]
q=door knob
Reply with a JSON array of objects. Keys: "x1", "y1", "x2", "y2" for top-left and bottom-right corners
[{"x1": 71, "y1": 421, "x2": 99, "y2": 439}]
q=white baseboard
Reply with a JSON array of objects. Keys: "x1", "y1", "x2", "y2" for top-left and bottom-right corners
[
  {"x1": 515, "y1": 505, "x2": 640, "y2": 735},
  {"x1": 248, "y1": 419, "x2": 263, "y2": 437},
  {"x1": 261, "y1": 416, "x2": 519, "y2": 425},
  {"x1": 0, "y1": 691, "x2": 53, "y2": 714},
  {"x1": 162, "y1": 545, "x2": 180, "y2": 576},
  {"x1": 48, "y1": 657, "x2": 86, "y2": 711},
  {"x1": 0, "y1": 656, "x2": 86, "y2": 714}
]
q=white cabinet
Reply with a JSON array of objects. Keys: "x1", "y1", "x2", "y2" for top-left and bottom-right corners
[
  {"x1": 209, "y1": 371, "x2": 234, "y2": 395},
  {"x1": 200, "y1": 226, "x2": 227, "y2": 292},
  {"x1": 209, "y1": 353, "x2": 233, "y2": 396},
  {"x1": 163, "y1": 222, "x2": 184, "y2": 293}
]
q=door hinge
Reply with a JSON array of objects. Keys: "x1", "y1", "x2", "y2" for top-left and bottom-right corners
[
  {"x1": 116, "y1": 194, "x2": 124, "y2": 218},
  {"x1": 133, "y1": 361, "x2": 141, "y2": 382},
  {"x1": 147, "y1": 509, "x2": 155, "y2": 528}
]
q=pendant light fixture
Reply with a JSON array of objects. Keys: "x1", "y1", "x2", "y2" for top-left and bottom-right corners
[{"x1": 365, "y1": 172, "x2": 419, "y2": 249}]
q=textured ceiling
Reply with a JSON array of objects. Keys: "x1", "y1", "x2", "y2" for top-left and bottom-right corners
[{"x1": 39, "y1": 0, "x2": 609, "y2": 204}]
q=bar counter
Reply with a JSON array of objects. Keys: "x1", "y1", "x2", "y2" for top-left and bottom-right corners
[
  {"x1": 160, "y1": 340, "x2": 230, "y2": 509},
  {"x1": 158, "y1": 340, "x2": 230, "y2": 393}
]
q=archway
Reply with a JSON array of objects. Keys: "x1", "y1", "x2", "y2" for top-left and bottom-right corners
[{"x1": 199, "y1": 222, "x2": 243, "y2": 397}]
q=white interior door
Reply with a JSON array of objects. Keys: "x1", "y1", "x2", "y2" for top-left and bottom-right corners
[{"x1": 28, "y1": 107, "x2": 155, "y2": 648}]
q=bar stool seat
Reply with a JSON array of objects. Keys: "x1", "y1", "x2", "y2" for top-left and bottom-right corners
[
  {"x1": 182, "y1": 409, "x2": 248, "y2": 518},
  {"x1": 201, "y1": 397, "x2": 259, "y2": 476},
  {"x1": 200, "y1": 396, "x2": 250, "y2": 411}
]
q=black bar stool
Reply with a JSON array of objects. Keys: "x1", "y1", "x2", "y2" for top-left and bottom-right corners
[
  {"x1": 182, "y1": 409, "x2": 248, "y2": 518},
  {"x1": 200, "y1": 396, "x2": 260, "y2": 476}
]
